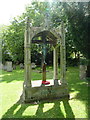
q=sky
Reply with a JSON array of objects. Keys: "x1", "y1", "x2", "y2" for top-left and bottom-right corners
[
  {"x1": 0, "y1": 0, "x2": 89, "y2": 25},
  {"x1": 0, "y1": 0, "x2": 54, "y2": 25},
  {"x1": 0, "y1": 0, "x2": 31, "y2": 25}
]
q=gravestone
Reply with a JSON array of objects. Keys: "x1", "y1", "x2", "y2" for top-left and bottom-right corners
[
  {"x1": 6, "y1": 61, "x2": 13, "y2": 72},
  {"x1": 20, "y1": 63, "x2": 24, "y2": 69},
  {"x1": 13, "y1": 65, "x2": 16, "y2": 70},
  {"x1": 3, "y1": 63, "x2": 7, "y2": 71},
  {"x1": 0, "y1": 63, "x2": 3, "y2": 70},
  {"x1": 79, "y1": 65, "x2": 87, "y2": 80},
  {"x1": 31, "y1": 62, "x2": 36, "y2": 69}
]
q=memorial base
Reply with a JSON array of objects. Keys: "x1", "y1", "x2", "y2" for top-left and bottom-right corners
[{"x1": 21, "y1": 80, "x2": 69, "y2": 103}]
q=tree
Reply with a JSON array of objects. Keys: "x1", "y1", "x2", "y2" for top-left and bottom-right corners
[
  {"x1": 62, "y1": 2, "x2": 90, "y2": 77},
  {"x1": 2, "y1": 18, "x2": 25, "y2": 63},
  {"x1": 2, "y1": 2, "x2": 56, "y2": 64},
  {"x1": 0, "y1": 25, "x2": 12, "y2": 64},
  {"x1": 3, "y1": 2, "x2": 88, "y2": 69}
]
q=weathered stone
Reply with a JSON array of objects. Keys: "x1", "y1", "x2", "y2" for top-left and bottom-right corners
[
  {"x1": 13, "y1": 65, "x2": 16, "y2": 70},
  {"x1": 79, "y1": 65, "x2": 87, "y2": 80},
  {"x1": 22, "y1": 80, "x2": 69, "y2": 103},
  {"x1": 3, "y1": 62, "x2": 7, "y2": 71},
  {"x1": 21, "y1": 18, "x2": 69, "y2": 103},
  {"x1": 3, "y1": 65, "x2": 7, "y2": 71},
  {"x1": 0, "y1": 63, "x2": 3, "y2": 70},
  {"x1": 53, "y1": 47, "x2": 58, "y2": 81},
  {"x1": 31, "y1": 62, "x2": 36, "y2": 69},
  {"x1": 6, "y1": 61, "x2": 13, "y2": 72},
  {"x1": 60, "y1": 22, "x2": 66, "y2": 84},
  {"x1": 20, "y1": 63, "x2": 24, "y2": 69}
]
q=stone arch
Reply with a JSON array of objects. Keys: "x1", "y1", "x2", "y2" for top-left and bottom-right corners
[
  {"x1": 31, "y1": 30, "x2": 58, "y2": 45},
  {"x1": 21, "y1": 18, "x2": 69, "y2": 103}
]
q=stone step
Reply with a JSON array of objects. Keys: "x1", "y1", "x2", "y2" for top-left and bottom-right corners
[{"x1": 31, "y1": 79, "x2": 61, "y2": 87}]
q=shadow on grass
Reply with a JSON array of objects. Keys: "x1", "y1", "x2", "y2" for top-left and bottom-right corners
[
  {"x1": 66, "y1": 67, "x2": 88, "y2": 118},
  {"x1": 0, "y1": 69, "x2": 52, "y2": 83},
  {"x1": 0, "y1": 66, "x2": 55, "y2": 83},
  {"x1": 1, "y1": 67, "x2": 88, "y2": 118},
  {"x1": 0, "y1": 69, "x2": 24, "y2": 83},
  {"x1": 2, "y1": 100, "x2": 75, "y2": 119}
]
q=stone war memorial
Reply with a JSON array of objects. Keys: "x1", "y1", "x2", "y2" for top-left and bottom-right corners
[{"x1": 20, "y1": 16, "x2": 69, "y2": 103}]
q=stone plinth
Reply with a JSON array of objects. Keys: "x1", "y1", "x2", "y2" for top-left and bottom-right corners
[{"x1": 22, "y1": 79, "x2": 69, "y2": 103}]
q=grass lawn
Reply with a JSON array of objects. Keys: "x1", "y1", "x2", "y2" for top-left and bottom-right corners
[{"x1": 0, "y1": 66, "x2": 88, "y2": 119}]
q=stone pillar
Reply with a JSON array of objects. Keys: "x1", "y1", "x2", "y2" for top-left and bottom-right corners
[
  {"x1": 24, "y1": 18, "x2": 31, "y2": 87},
  {"x1": 60, "y1": 22, "x2": 66, "y2": 84},
  {"x1": 53, "y1": 46, "x2": 58, "y2": 85}
]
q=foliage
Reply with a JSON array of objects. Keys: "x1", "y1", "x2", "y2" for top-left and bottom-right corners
[
  {"x1": 1, "y1": 2, "x2": 54, "y2": 64},
  {"x1": 1, "y1": 2, "x2": 89, "y2": 68},
  {"x1": 62, "y1": 2, "x2": 89, "y2": 58},
  {"x1": 2, "y1": 18, "x2": 25, "y2": 63},
  {"x1": 61, "y1": 2, "x2": 90, "y2": 76},
  {"x1": 79, "y1": 58, "x2": 88, "y2": 65},
  {"x1": 0, "y1": 25, "x2": 11, "y2": 63}
]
